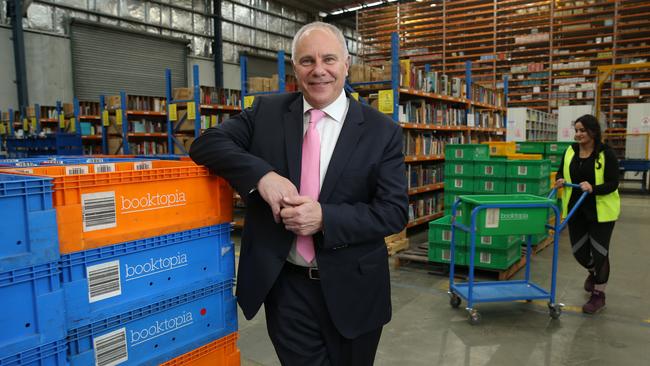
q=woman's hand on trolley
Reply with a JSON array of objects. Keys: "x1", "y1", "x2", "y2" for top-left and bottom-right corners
[
  {"x1": 579, "y1": 181, "x2": 593, "y2": 193},
  {"x1": 554, "y1": 178, "x2": 565, "y2": 189}
]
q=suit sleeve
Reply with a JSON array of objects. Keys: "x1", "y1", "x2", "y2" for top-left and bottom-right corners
[
  {"x1": 592, "y1": 148, "x2": 619, "y2": 195},
  {"x1": 189, "y1": 98, "x2": 274, "y2": 199},
  {"x1": 319, "y1": 126, "x2": 409, "y2": 249}
]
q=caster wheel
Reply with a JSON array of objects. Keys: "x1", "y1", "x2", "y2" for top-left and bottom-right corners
[
  {"x1": 549, "y1": 304, "x2": 562, "y2": 319},
  {"x1": 468, "y1": 310, "x2": 481, "y2": 325},
  {"x1": 449, "y1": 294, "x2": 461, "y2": 308}
]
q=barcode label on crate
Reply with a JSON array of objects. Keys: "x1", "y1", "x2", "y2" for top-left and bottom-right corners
[
  {"x1": 82, "y1": 191, "x2": 117, "y2": 232},
  {"x1": 484, "y1": 166, "x2": 494, "y2": 175},
  {"x1": 86, "y1": 158, "x2": 105, "y2": 163},
  {"x1": 16, "y1": 161, "x2": 38, "y2": 167},
  {"x1": 441, "y1": 249, "x2": 451, "y2": 261},
  {"x1": 95, "y1": 163, "x2": 116, "y2": 173},
  {"x1": 66, "y1": 165, "x2": 89, "y2": 175},
  {"x1": 517, "y1": 166, "x2": 528, "y2": 176},
  {"x1": 8, "y1": 168, "x2": 33, "y2": 174},
  {"x1": 87, "y1": 260, "x2": 122, "y2": 302},
  {"x1": 454, "y1": 165, "x2": 463, "y2": 174},
  {"x1": 455, "y1": 150, "x2": 463, "y2": 159},
  {"x1": 517, "y1": 183, "x2": 527, "y2": 193},
  {"x1": 485, "y1": 208, "x2": 499, "y2": 228},
  {"x1": 490, "y1": 146, "x2": 497, "y2": 154},
  {"x1": 550, "y1": 143, "x2": 558, "y2": 152},
  {"x1": 454, "y1": 179, "x2": 463, "y2": 188},
  {"x1": 484, "y1": 181, "x2": 494, "y2": 191},
  {"x1": 442, "y1": 230, "x2": 452, "y2": 242},
  {"x1": 481, "y1": 236, "x2": 492, "y2": 245},
  {"x1": 93, "y1": 328, "x2": 128, "y2": 366},
  {"x1": 134, "y1": 161, "x2": 152, "y2": 171},
  {"x1": 479, "y1": 252, "x2": 492, "y2": 264}
]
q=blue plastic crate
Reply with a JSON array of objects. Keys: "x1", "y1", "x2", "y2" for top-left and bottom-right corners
[
  {"x1": 6, "y1": 134, "x2": 82, "y2": 158},
  {"x1": 0, "y1": 262, "x2": 66, "y2": 359},
  {"x1": 0, "y1": 174, "x2": 59, "y2": 272},
  {"x1": 0, "y1": 339, "x2": 67, "y2": 366},
  {"x1": 67, "y1": 278, "x2": 237, "y2": 366},
  {"x1": 60, "y1": 224, "x2": 234, "y2": 329}
]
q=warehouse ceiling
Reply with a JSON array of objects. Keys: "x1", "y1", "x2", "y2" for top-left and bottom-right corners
[{"x1": 273, "y1": 0, "x2": 400, "y2": 26}]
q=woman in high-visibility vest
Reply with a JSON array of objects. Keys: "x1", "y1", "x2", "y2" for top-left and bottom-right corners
[{"x1": 554, "y1": 114, "x2": 620, "y2": 314}]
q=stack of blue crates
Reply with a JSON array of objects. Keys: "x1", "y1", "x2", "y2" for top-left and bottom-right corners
[
  {"x1": 0, "y1": 173, "x2": 67, "y2": 365},
  {"x1": 0, "y1": 156, "x2": 237, "y2": 366}
]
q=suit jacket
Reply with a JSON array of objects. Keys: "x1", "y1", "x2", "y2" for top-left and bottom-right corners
[{"x1": 189, "y1": 92, "x2": 408, "y2": 338}]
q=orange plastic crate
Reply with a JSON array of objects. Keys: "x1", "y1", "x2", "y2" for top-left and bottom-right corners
[
  {"x1": 0, "y1": 160, "x2": 232, "y2": 253},
  {"x1": 482, "y1": 141, "x2": 516, "y2": 156},
  {"x1": 506, "y1": 153, "x2": 543, "y2": 160},
  {"x1": 160, "y1": 332, "x2": 240, "y2": 366}
]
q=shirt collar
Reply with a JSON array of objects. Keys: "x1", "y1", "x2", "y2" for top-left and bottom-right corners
[{"x1": 302, "y1": 89, "x2": 348, "y2": 124}]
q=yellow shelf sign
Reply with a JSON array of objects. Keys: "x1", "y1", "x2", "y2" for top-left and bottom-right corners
[
  {"x1": 115, "y1": 109, "x2": 123, "y2": 125},
  {"x1": 22, "y1": 118, "x2": 28, "y2": 131},
  {"x1": 187, "y1": 102, "x2": 196, "y2": 120},
  {"x1": 0, "y1": 123, "x2": 6, "y2": 135},
  {"x1": 244, "y1": 96, "x2": 255, "y2": 109},
  {"x1": 169, "y1": 104, "x2": 177, "y2": 121},
  {"x1": 351, "y1": 92, "x2": 359, "y2": 101},
  {"x1": 102, "y1": 110, "x2": 110, "y2": 126},
  {"x1": 59, "y1": 114, "x2": 65, "y2": 129},
  {"x1": 210, "y1": 115, "x2": 217, "y2": 127},
  {"x1": 31, "y1": 117, "x2": 37, "y2": 131},
  {"x1": 378, "y1": 89, "x2": 394, "y2": 114},
  {"x1": 69, "y1": 118, "x2": 76, "y2": 132}
]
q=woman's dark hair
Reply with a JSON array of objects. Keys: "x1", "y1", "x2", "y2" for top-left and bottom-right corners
[{"x1": 574, "y1": 114, "x2": 603, "y2": 168}]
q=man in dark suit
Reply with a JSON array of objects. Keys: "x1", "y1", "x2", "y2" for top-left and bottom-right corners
[{"x1": 190, "y1": 21, "x2": 408, "y2": 365}]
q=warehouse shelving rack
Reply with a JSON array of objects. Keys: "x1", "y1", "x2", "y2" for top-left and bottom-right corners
[
  {"x1": 352, "y1": 32, "x2": 508, "y2": 228},
  {"x1": 240, "y1": 50, "x2": 287, "y2": 109}
]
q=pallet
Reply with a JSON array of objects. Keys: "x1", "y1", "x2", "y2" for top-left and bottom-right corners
[
  {"x1": 525, "y1": 235, "x2": 554, "y2": 256},
  {"x1": 395, "y1": 243, "x2": 528, "y2": 281},
  {"x1": 387, "y1": 238, "x2": 410, "y2": 256}
]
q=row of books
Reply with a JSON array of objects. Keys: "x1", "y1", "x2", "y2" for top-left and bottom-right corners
[
  {"x1": 199, "y1": 113, "x2": 234, "y2": 129},
  {"x1": 468, "y1": 109, "x2": 504, "y2": 129},
  {"x1": 407, "y1": 163, "x2": 444, "y2": 190},
  {"x1": 403, "y1": 132, "x2": 464, "y2": 157},
  {"x1": 399, "y1": 101, "x2": 466, "y2": 125},
  {"x1": 127, "y1": 141, "x2": 168, "y2": 155},
  {"x1": 200, "y1": 87, "x2": 241, "y2": 106},
  {"x1": 130, "y1": 120, "x2": 166, "y2": 133},
  {"x1": 408, "y1": 192, "x2": 443, "y2": 222}
]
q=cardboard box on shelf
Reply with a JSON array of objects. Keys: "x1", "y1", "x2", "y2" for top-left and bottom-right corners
[
  {"x1": 107, "y1": 95, "x2": 121, "y2": 109},
  {"x1": 173, "y1": 87, "x2": 194, "y2": 101}
]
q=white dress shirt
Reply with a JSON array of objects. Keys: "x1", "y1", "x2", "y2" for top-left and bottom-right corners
[{"x1": 287, "y1": 90, "x2": 350, "y2": 267}]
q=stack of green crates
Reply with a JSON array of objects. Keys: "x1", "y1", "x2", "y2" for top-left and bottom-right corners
[
  {"x1": 505, "y1": 159, "x2": 551, "y2": 196},
  {"x1": 443, "y1": 144, "x2": 490, "y2": 216},
  {"x1": 428, "y1": 215, "x2": 523, "y2": 270},
  {"x1": 544, "y1": 141, "x2": 573, "y2": 172}
]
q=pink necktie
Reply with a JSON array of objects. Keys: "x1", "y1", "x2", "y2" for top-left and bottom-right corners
[{"x1": 296, "y1": 109, "x2": 325, "y2": 263}]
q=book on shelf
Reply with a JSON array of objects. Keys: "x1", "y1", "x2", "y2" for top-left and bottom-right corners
[
  {"x1": 200, "y1": 87, "x2": 242, "y2": 106},
  {"x1": 130, "y1": 120, "x2": 166, "y2": 133},
  {"x1": 127, "y1": 95, "x2": 167, "y2": 112},
  {"x1": 128, "y1": 141, "x2": 167, "y2": 155},
  {"x1": 403, "y1": 132, "x2": 463, "y2": 156}
]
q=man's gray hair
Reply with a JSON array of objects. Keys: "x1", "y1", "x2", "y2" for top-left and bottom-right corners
[{"x1": 291, "y1": 22, "x2": 349, "y2": 62}]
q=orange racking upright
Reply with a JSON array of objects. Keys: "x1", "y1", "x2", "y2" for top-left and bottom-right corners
[
  {"x1": 159, "y1": 332, "x2": 240, "y2": 366},
  {"x1": 0, "y1": 160, "x2": 232, "y2": 253}
]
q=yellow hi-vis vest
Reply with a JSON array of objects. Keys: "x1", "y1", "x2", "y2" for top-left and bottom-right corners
[{"x1": 562, "y1": 146, "x2": 620, "y2": 222}]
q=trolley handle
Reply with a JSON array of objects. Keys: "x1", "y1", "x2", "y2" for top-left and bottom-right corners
[{"x1": 548, "y1": 182, "x2": 590, "y2": 232}]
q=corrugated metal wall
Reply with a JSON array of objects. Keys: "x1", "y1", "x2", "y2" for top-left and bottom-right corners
[{"x1": 70, "y1": 20, "x2": 187, "y2": 100}]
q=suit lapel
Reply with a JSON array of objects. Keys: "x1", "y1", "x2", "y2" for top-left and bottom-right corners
[
  {"x1": 284, "y1": 96, "x2": 304, "y2": 188},
  {"x1": 319, "y1": 97, "x2": 365, "y2": 202}
]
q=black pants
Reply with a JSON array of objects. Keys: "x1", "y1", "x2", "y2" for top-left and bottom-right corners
[
  {"x1": 567, "y1": 213, "x2": 615, "y2": 285},
  {"x1": 264, "y1": 263, "x2": 383, "y2": 366}
]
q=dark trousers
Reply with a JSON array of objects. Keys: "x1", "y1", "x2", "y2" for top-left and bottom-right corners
[
  {"x1": 264, "y1": 263, "x2": 383, "y2": 366},
  {"x1": 568, "y1": 213, "x2": 615, "y2": 285}
]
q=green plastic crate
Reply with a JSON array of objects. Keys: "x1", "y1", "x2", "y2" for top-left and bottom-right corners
[
  {"x1": 428, "y1": 241, "x2": 467, "y2": 265},
  {"x1": 545, "y1": 154, "x2": 562, "y2": 165},
  {"x1": 429, "y1": 215, "x2": 525, "y2": 250},
  {"x1": 444, "y1": 161, "x2": 474, "y2": 177},
  {"x1": 456, "y1": 194, "x2": 555, "y2": 235},
  {"x1": 471, "y1": 242, "x2": 522, "y2": 270},
  {"x1": 506, "y1": 159, "x2": 551, "y2": 179},
  {"x1": 516, "y1": 141, "x2": 546, "y2": 154},
  {"x1": 474, "y1": 160, "x2": 507, "y2": 178},
  {"x1": 444, "y1": 192, "x2": 468, "y2": 217},
  {"x1": 445, "y1": 144, "x2": 490, "y2": 161},
  {"x1": 505, "y1": 178, "x2": 550, "y2": 196},
  {"x1": 545, "y1": 141, "x2": 573, "y2": 154},
  {"x1": 473, "y1": 177, "x2": 506, "y2": 194},
  {"x1": 444, "y1": 176, "x2": 474, "y2": 193}
]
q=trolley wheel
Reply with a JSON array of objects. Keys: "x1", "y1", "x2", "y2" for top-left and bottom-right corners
[
  {"x1": 468, "y1": 310, "x2": 481, "y2": 325},
  {"x1": 449, "y1": 294, "x2": 461, "y2": 308},
  {"x1": 549, "y1": 304, "x2": 562, "y2": 319}
]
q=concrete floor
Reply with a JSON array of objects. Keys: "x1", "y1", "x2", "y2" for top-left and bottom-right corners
[{"x1": 235, "y1": 194, "x2": 650, "y2": 365}]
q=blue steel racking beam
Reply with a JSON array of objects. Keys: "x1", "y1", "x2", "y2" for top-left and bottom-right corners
[
  {"x1": 165, "y1": 64, "x2": 202, "y2": 154},
  {"x1": 99, "y1": 95, "x2": 108, "y2": 154}
]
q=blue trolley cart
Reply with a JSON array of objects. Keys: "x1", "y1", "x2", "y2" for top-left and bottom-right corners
[{"x1": 448, "y1": 183, "x2": 589, "y2": 324}]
